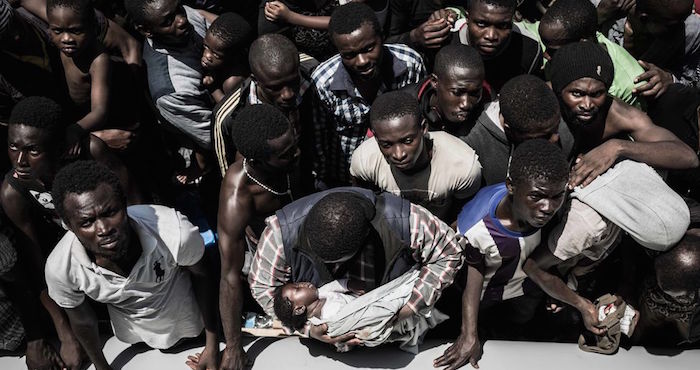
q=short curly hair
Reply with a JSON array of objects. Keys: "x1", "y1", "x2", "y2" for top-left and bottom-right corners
[
  {"x1": 541, "y1": 0, "x2": 597, "y2": 41},
  {"x1": 509, "y1": 138, "x2": 568, "y2": 187},
  {"x1": 52, "y1": 160, "x2": 126, "y2": 221},
  {"x1": 302, "y1": 192, "x2": 375, "y2": 263},
  {"x1": 273, "y1": 285, "x2": 308, "y2": 331},
  {"x1": 47, "y1": 0, "x2": 94, "y2": 23},
  {"x1": 500, "y1": 75, "x2": 560, "y2": 136},
  {"x1": 9, "y1": 96, "x2": 65, "y2": 147},
  {"x1": 329, "y1": 2, "x2": 381, "y2": 38},
  {"x1": 207, "y1": 12, "x2": 253, "y2": 51},
  {"x1": 230, "y1": 104, "x2": 291, "y2": 161},
  {"x1": 370, "y1": 91, "x2": 420, "y2": 130}
]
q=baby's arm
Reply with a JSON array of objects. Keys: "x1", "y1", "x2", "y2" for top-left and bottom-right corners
[
  {"x1": 203, "y1": 75, "x2": 225, "y2": 103},
  {"x1": 264, "y1": 1, "x2": 330, "y2": 30},
  {"x1": 78, "y1": 53, "x2": 111, "y2": 131}
]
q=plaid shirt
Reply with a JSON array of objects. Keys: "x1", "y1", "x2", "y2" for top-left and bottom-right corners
[
  {"x1": 311, "y1": 44, "x2": 425, "y2": 185},
  {"x1": 249, "y1": 203, "x2": 465, "y2": 318}
]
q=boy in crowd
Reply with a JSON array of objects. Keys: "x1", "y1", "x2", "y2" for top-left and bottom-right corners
[
  {"x1": 435, "y1": 139, "x2": 569, "y2": 370},
  {"x1": 201, "y1": 12, "x2": 253, "y2": 103},
  {"x1": 16, "y1": 0, "x2": 143, "y2": 67},
  {"x1": 312, "y1": 2, "x2": 425, "y2": 186},
  {"x1": 454, "y1": 0, "x2": 543, "y2": 95},
  {"x1": 46, "y1": 0, "x2": 111, "y2": 156},
  {"x1": 351, "y1": 91, "x2": 481, "y2": 222},
  {"x1": 400, "y1": 44, "x2": 487, "y2": 137},
  {"x1": 46, "y1": 160, "x2": 219, "y2": 370}
]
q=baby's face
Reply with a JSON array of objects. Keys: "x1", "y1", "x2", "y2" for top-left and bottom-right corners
[
  {"x1": 282, "y1": 282, "x2": 318, "y2": 308},
  {"x1": 201, "y1": 32, "x2": 227, "y2": 71}
]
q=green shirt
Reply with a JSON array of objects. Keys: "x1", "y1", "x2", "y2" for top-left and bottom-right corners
[{"x1": 516, "y1": 21, "x2": 645, "y2": 109}]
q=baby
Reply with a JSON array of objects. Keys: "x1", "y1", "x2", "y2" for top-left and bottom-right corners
[
  {"x1": 273, "y1": 279, "x2": 362, "y2": 332},
  {"x1": 201, "y1": 12, "x2": 253, "y2": 103},
  {"x1": 273, "y1": 269, "x2": 446, "y2": 353}
]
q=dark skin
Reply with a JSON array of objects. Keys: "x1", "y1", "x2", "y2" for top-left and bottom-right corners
[
  {"x1": 60, "y1": 183, "x2": 219, "y2": 370},
  {"x1": 251, "y1": 58, "x2": 302, "y2": 113},
  {"x1": 201, "y1": 32, "x2": 248, "y2": 104},
  {"x1": 623, "y1": 1, "x2": 691, "y2": 95},
  {"x1": 215, "y1": 124, "x2": 300, "y2": 370},
  {"x1": 466, "y1": 1, "x2": 514, "y2": 58},
  {"x1": 20, "y1": 0, "x2": 143, "y2": 66},
  {"x1": 435, "y1": 176, "x2": 567, "y2": 370},
  {"x1": 558, "y1": 78, "x2": 699, "y2": 189},
  {"x1": 332, "y1": 22, "x2": 385, "y2": 103},
  {"x1": 48, "y1": 6, "x2": 110, "y2": 158},
  {"x1": 132, "y1": 0, "x2": 217, "y2": 184},
  {"x1": 429, "y1": 66, "x2": 484, "y2": 126},
  {"x1": 522, "y1": 244, "x2": 607, "y2": 337},
  {"x1": 371, "y1": 115, "x2": 430, "y2": 173},
  {"x1": 410, "y1": 6, "x2": 454, "y2": 50},
  {"x1": 1, "y1": 125, "x2": 139, "y2": 368},
  {"x1": 538, "y1": 19, "x2": 670, "y2": 99},
  {"x1": 133, "y1": 0, "x2": 217, "y2": 47},
  {"x1": 499, "y1": 114, "x2": 561, "y2": 146},
  {"x1": 596, "y1": 0, "x2": 636, "y2": 25}
]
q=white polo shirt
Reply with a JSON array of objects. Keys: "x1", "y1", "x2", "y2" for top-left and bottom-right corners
[{"x1": 46, "y1": 205, "x2": 205, "y2": 349}]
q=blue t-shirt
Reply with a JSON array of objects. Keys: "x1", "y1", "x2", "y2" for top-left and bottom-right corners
[{"x1": 456, "y1": 183, "x2": 540, "y2": 302}]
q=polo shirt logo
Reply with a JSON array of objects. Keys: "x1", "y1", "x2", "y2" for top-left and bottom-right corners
[{"x1": 153, "y1": 260, "x2": 165, "y2": 282}]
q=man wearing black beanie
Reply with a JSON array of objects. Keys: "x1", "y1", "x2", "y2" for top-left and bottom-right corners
[{"x1": 548, "y1": 41, "x2": 698, "y2": 190}]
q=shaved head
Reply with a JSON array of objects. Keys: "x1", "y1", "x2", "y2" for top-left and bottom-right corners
[{"x1": 249, "y1": 34, "x2": 299, "y2": 76}]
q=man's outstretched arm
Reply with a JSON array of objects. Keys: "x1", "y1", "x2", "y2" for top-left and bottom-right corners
[
  {"x1": 434, "y1": 263, "x2": 483, "y2": 370},
  {"x1": 523, "y1": 247, "x2": 606, "y2": 335},
  {"x1": 216, "y1": 175, "x2": 252, "y2": 370},
  {"x1": 65, "y1": 302, "x2": 111, "y2": 370}
]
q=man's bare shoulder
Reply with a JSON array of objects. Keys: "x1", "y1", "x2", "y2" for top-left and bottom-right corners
[
  {"x1": 221, "y1": 160, "x2": 252, "y2": 199},
  {"x1": 607, "y1": 98, "x2": 649, "y2": 132}
]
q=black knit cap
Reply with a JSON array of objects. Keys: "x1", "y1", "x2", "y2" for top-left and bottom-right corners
[{"x1": 549, "y1": 40, "x2": 614, "y2": 94}]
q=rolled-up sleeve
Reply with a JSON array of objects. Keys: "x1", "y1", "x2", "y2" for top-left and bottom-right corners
[
  {"x1": 248, "y1": 217, "x2": 291, "y2": 316},
  {"x1": 406, "y1": 204, "x2": 466, "y2": 315}
]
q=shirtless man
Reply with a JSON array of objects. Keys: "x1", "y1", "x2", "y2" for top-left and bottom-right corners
[
  {"x1": 216, "y1": 104, "x2": 302, "y2": 370},
  {"x1": 548, "y1": 41, "x2": 699, "y2": 189}
]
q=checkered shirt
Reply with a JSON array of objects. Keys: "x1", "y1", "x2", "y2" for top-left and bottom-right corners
[
  {"x1": 311, "y1": 44, "x2": 425, "y2": 185},
  {"x1": 248, "y1": 203, "x2": 465, "y2": 318}
]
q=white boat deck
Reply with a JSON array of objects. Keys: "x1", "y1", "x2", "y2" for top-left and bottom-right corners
[{"x1": 1, "y1": 336, "x2": 698, "y2": 370}]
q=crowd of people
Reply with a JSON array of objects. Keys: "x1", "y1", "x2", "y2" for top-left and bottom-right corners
[{"x1": 1, "y1": 0, "x2": 699, "y2": 369}]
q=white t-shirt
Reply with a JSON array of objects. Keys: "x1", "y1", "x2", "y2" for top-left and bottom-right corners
[
  {"x1": 45, "y1": 205, "x2": 205, "y2": 349},
  {"x1": 350, "y1": 131, "x2": 482, "y2": 219}
]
